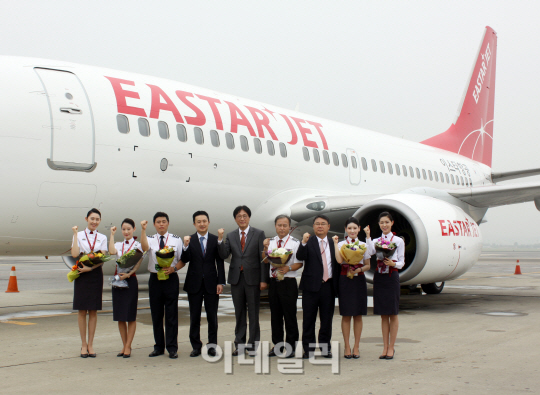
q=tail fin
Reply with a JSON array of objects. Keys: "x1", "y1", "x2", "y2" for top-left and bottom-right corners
[{"x1": 421, "y1": 26, "x2": 497, "y2": 167}]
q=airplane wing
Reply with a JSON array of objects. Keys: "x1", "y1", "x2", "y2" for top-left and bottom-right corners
[
  {"x1": 449, "y1": 182, "x2": 540, "y2": 208},
  {"x1": 491, "y1": 167, "x2": 540, "y2": 182}
]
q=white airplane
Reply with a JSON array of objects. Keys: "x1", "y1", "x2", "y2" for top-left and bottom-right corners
[{"x1": 1, "y1": 26, "x2": 538, "y2": 293}]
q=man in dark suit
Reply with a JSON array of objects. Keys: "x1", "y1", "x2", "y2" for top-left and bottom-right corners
[
  {"x1": 218, "y1": 205, "x2": 267, "y2": 356},
  {"x1": 181, "y1": 211, "x2": 226, "y2": 358},
  {"x1": 296, "y1": 215, "x2": 339, "y2": 359}
]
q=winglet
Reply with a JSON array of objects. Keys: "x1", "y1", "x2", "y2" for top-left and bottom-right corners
[{"x1": 421, "y1": 27, "x2": 497, "y2": 167}]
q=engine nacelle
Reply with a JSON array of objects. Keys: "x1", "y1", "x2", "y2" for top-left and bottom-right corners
[{"x1": 354, "y1": 194, "x2": 483, "y2": 285}]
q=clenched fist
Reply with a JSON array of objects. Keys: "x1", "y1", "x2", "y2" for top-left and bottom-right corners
[
  {"x1": 140, "y1": 220, "x2": 148, "y2": 230},
  {"x1": 72, "y1": 226, "x2": 78, "y2": 234},
  {"x1": 184, "y1": 235, "x2": 191, "y2": 247},
  {"x1": 263, "y1": 238, "x2": 270, "y2": 251},
  {"x1": 218, "y1": 228, "x2": 225, "y2": 240},
  {"x1": 332, "y1": 235, "x2": 339, "y2": 244},
  {"x1": 302, "y1": 232, "x2": 310, "y2": 244},
  {"x1": 364, "y1": 225, "x2": 370, "y2": 238},
  {"x1": 110, "y1": 226, "x2": 117, "y2": 235}
]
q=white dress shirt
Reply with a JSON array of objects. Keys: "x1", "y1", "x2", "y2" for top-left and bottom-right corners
[
  {"x1": 146, "y1": 232, "x2": 182, "y2": 273},
  {"x1": 267, "y1": 235, "x2": 303, "y2": 278},
  {"x1": 317, "y1": 235, "x2": 333, "y2": 279},
  {"x1": 366, "y1": 232, "x2": 405, "y2": 273},
  {"x1": 74, "y1": 228, "x2": 107, "y2": 253},
  {"x1": 114, "y1": 238, "x2": 142, "y2": 259}
]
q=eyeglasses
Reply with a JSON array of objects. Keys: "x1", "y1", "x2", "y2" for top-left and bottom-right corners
[
  {"x1": 236, "y1": 215, "x2": 249, "y2": 219},
  {"x1": 314, "y1": 222, "x2": 328, "y2": 226}
]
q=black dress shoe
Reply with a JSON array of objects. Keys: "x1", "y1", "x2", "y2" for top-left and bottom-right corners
[
  {"x1": 169, "y1": 352, "x2": 178, "y2": 359},
  {"x1": 117, "y1": 353, "x2": 124, "y2": 357},
  {"x1": 386, "y1": 349, "x2": 396, "y2": 360},
  {"x1": 149, "y1": 350, "x2": 164, "y2": 357},
  {"x1": 232, "y1": 349, "x2": 240, "y2": 356},
  {"x1": 268, "y1": 347, "x2": 277, "y2": 357},
  {"x1": 323, "y1": 352, "x2": 332, "y2": 359},
  {"x1": 285, "y1": 352, "x2": 295, "y2": 359},
  {"x1": 190, "y1": 349, "x2": 201, "y2": 357},
  {"x1": 302, "y1": 352, "x2": 310, "y2": 359},
  {"x1": 207, "y1": 348, "x2": 217, "y2": 357}
]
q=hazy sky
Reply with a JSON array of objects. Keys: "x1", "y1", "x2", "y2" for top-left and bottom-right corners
[{"x1": 2, "y1": 0, "x2": 539, "y2": 243}]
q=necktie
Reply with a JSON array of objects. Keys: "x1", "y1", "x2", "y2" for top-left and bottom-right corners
[
  {"x1": 241, "y1": 231, "x2": 246, "y2": 252},
  {"x1": 271, "y1": 239, "x2": 284, "y2": 278},
  {"x1": 320, "y1": 240, "x2": 329, "y2": 282},
  {"x1": 125, "y1": 241, "x2": 129, "y2": 244},
  {"x1": 351, "y1": 238, "x2": 355, "y2": 243},
  {"x1": 278, "y1": 240, "x2": 283, "y2": 248},
  {"x1": 200, "y1": 236, "x2": 206, "y2": 256},
  {"x1": 90, "y1": 231, "x2": 94, "y2": 234},
  {"x1": 159, "y1": 235, "x2": 165, "y2": 249}
]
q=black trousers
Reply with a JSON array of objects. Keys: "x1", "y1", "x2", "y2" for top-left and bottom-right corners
[
  {"x1": 302, "y1": 280, "x2": 335, "y2": 354},
  {"x1": 149, "y1": 272, "x2": 179, "y2": 353},
  {"x1": 269, "y1": 278, "x2": 299, "y2": 353},
  {"x1": 231, "y1": 272, "x2": 261, "y2": 350},
  {"x1": 188, "y1": 282, "x2": 219, "y2": 351}
]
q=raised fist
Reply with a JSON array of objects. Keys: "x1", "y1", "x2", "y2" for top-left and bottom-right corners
[
  {"x1": 140, "y1": 220, "x2": 148, "y2": 230},
  {"x1": 332, "y1": 235, "x2": 339, "y2": 244},
  {"x1": 72, "y1": 226, "x2": 78, "y2": 234},
  {"x1": 263, "y1": 238, "x2": 270, "y2": 250},
  {"x1": 184, "y1": 235, "x2": 191, "y2": 247},
  {"x1": 218, "y1": 228, "x2": 225, "y2": 240},
  {"x1": 302, "y1": 232, "x2": 310, "y2": 243},
  {"x1": 363, "y1": 225, "x2": 370, "y2": 238},
  {"x1": 110, "y1": 226, "x2": 117, "y2": 235}
]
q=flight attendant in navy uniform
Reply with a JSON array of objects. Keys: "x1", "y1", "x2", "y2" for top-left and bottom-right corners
[
  {"x1": 366, "y1": 211, "x2": 405, "y2": 360},
  {"x1": 71, "y1": 208, "x2": 108, "y2": 358},
  {"x1": 140, "y1": 212, "x2": 185, "y2": 359},
  {"x1": 108, "y1": 218, "x2": 149, "y2": 358},
  {"x1": 262, "y1": 215, "x2": 303, "y2": 358},
  {"x1": 332, "y1": 217, "x2": 371, "y2": 359}
]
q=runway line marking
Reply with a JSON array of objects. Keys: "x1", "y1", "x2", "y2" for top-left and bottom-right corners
[{"x1": 0, "y1": 320, "x2": 36, "y2": 326}]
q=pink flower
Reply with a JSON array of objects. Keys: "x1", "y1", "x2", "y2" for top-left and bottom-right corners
[{"x1": 382, "y1": 245, "x2": 388, "y2": 249}]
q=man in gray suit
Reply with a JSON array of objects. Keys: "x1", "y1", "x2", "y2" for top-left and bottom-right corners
[{"x1": 218, "y1": 205, "x2": 267, "y2": 356}]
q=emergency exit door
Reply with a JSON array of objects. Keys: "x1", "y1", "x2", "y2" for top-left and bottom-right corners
[{"x1": 35, "y1": 68, "x2": 96, "y2": 171}]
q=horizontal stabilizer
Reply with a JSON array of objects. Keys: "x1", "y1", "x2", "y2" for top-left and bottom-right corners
[
  {"x1": 491, "y1": 168, "x2": 540, "y2": 182},
  {"x1": 449, "y1": 182, "x2": 540, "y2": 208}
]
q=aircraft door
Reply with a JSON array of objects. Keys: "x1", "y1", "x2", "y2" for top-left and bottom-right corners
[
  {"x1": 347, "y1": 148, "x2": 361, "y2": 185},
  {"x1": 35, "y1": 68, "x2": 96, "y2": 171}
]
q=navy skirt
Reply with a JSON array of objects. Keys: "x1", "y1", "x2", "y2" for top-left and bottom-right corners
[
  {"x1": 373, "y1": 271, "x2": 399, "y2": 315},
  {"x1": 338, "y1": 274, "x2": 368, "y2": 316},
  {"x1": 73, "y1": 266, "x2": 103, "y2": 311},
  {"x1": 112, "y1": 276, "x2": 138, "y2": 322}
]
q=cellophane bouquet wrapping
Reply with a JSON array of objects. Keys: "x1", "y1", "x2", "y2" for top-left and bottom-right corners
[
  {"x1": 67, "y1": 252, "x2": 114, "y2": 282},
  {"x1": 339, "y1": 241, "x2": 367, "y2": 279},
  {"x1": 267, "y1": 248, "x2": 293, "y2": 281},
  {"x1": 374, "y1": 238, "x2": 397, "y2": 273},
  {"x1": 155, "y1": 246, "x2": 175, "y2": 280},
  {"x1": 111, "y1": 249, "x2": 144, "y2": 288}
]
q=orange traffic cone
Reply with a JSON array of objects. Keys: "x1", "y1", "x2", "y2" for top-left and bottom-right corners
[
  {"x1": 514, "y1": 260, "x2": 522, "y2": 275},
  {"x1": 5, "y1": 266, "x2": 19, "y2": 293}
]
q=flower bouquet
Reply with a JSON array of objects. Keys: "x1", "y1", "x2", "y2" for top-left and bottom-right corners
[
  {"x1": 267, "y1": 248, "x2": 293, "y2": 281},
  {"x1": 339, "y1": 241, "x2": 367, "y2": 279},
  {"x1": 374, "y1": 238, "x2": 397, "y2": 272},
  {"x1": 155, "y1": 246, "x2": 175, "y2": 280},
  {"x1": 111, "y1": 249, "x2": 144, "y2": 288},
  {"x1": 67, "y1": 252, "x2": 114, "y2": 282}
]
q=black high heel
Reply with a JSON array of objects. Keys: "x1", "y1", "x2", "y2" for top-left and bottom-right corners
[
  {"x1": 117, "y1": 352, "x2": 124, "y2": 357},
  {"x1": 123, "y1": 348, "x2": 131, "y2": 358},
  {"x1": 80, "y1": 348, "x2": 89, "y2": 358},
  {"x1": 386, "y1": 349, "x2": 396, "y2": 360}
]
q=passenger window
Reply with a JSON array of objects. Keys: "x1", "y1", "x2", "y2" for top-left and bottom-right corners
[
  {"x1": 387, "y1": 162, "x2": 393, "y2": 175},
  {"x1": 416, "y1": 168, "x2": 421, "y2": 178},
  {"x1": 428, "y1": 170, "x2": 433, "y2": 181},
  {"x1": 351, "y1": 156, "x2": 357, "y2": 169},
  {"x1": 440, "y1": 172, "x2": 444, "y2": 182},
  {"x1": 469, "y1": 178, "x2": 473, "y2": 186},
  {"x1": 409, "y1": 166, "x2": 414, "y2": 178},
  {"x1": 240, "y1": 135, "x2": 249, "y2": 152},
  {"x1": 254, "y1": 138, "x2": 262, "y2": 154},
  {"x1": 380, "y1": 161, "x2": 385, "y2": 173},
  {"x1": 176, "y1": 124, "x2": 187, "y2": 142},
  {"x1": 434, "y1": 171, "x2": 439, "y2": 182},
  {"x1": 461, "y1": 176, "x2": 465, "y2": 185},
  {"x1": 302, "y1": 147, "x2": 310, "y2": 161},
  {"x1": 116, "y1": 114, "x2": 129, "y2": 134},
  {"x1": 402, "y1": 165, "x2": 408, "y2": 177},
  {"x1": 371, "y1": 159, "x2": 377, "y2": 172},
  {"x1": 158, "y1": 121, "x2": 169, "y2": 139},
  {"x1": 395, "y1": 164, "x2": 400, "y2": 176},
  {"x1": 445, "y1": 173, "x2": 450, "y2": 183},
  {"x1": 210, "y1": 130, "x2": 220, "y2": 147},
  {"x1": 422, "y1": 169, "x2": 427, "y2": 180},
  {"x1": 267, "y1": 140, "x2": 275, "y2": 156},
  {"x1": 279, "y1": 142, "x2": 287, "y2": 158},
  {"x1": 225, "y1": 132, "x2": 235, "y2": 149},
  {"x1": 194, "y1": 127, "x2": 204, "y2": 145},
  {"x1": 361, "y1": 157, "x2": 368, "y2": 170},
  {"x1": 451, "y1": 174, "x2": 455, "y2": 184},
  {"x1": 138, "y1": 118, "x2": 150, "y2": 137},
  {"x1": 313, "y1": 148, "x2": 321, "y2": 163},
  {"x1": 332, "y1": 152, "x2": 339, "y2": 166},
  {"x1": 341, "y1": 154, "x2": 348, "y2": 167},
  {"x1": 323, "y1": 150, "x2": 330, "y2": 165},
  {"x1": 456, "y1": 175, "x2": 460, "y2": 185}
]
